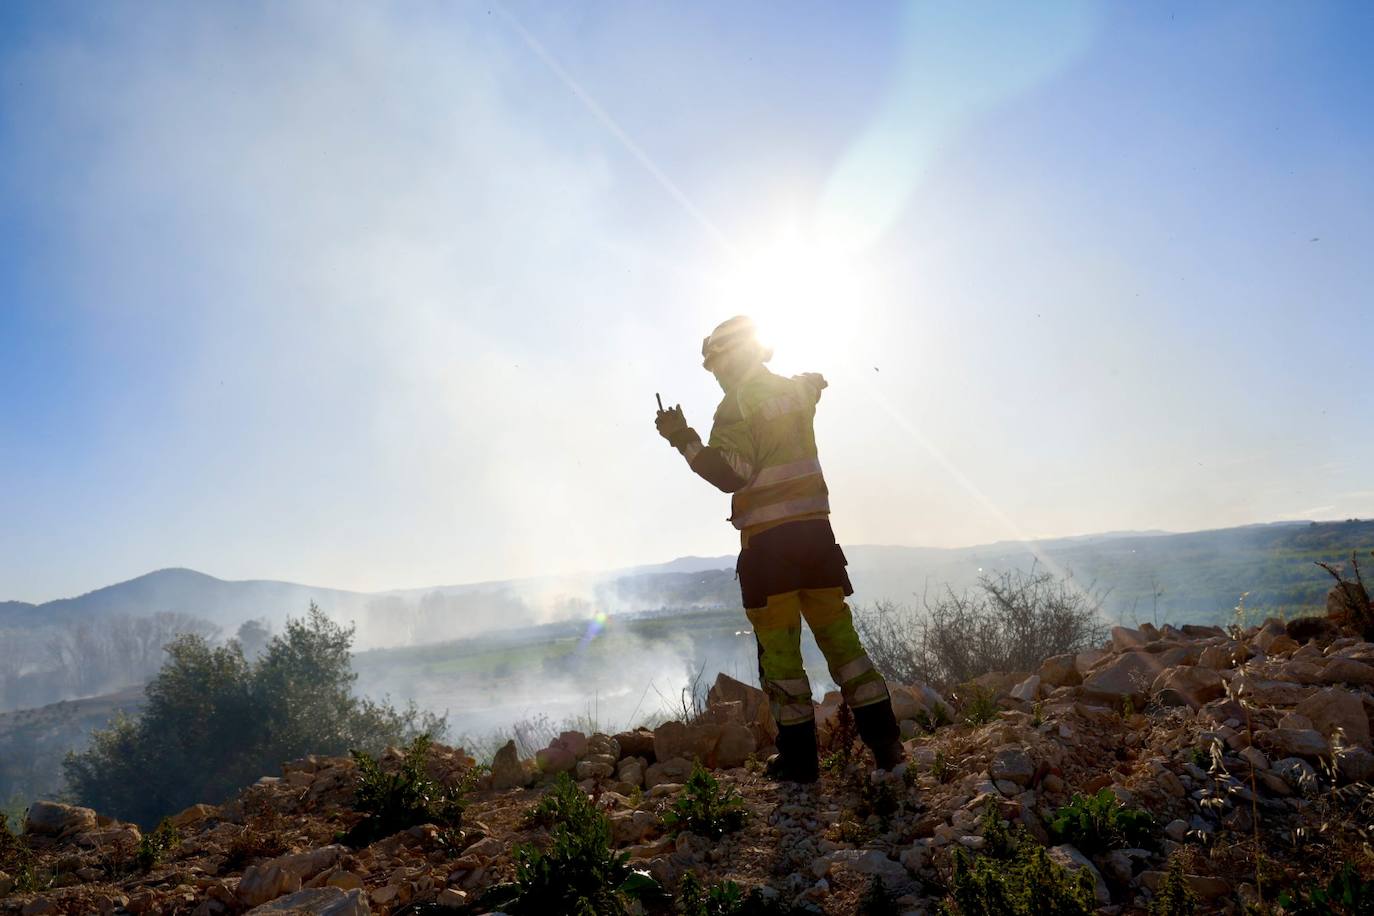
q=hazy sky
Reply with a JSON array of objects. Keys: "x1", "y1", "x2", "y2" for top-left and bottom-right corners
[{"x1": 2, "y1": 1, "x2": 1371, "y2": 603}]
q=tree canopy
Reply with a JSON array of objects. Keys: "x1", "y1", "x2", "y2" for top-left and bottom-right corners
[{"x1": 64, "y1": 604, "x2": 443, "y2": 826}]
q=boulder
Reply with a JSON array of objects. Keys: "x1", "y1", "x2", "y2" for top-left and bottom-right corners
[
  {"x1": 916, "y1": 684, "x2": 956, "y2": 721},
  {"x1": 240, "y1": 847, "x2": 346, "y2": 907},
  {"x1": 244, "y1": 887, "x2": 369, "y2": 915},
  {"x1": 24, "y1": 801, "x2": 97, "y2": 837},
  {"x1": 1320, "y1": 657, "x2": 1374, "y2": 687},
  {"x1": 552, "y1": 731, "x2": 589, "y2": 759},
  {"x1": 706, "y1": 673, "x2": 777, "y2": 740},
  {"x1": 616, "y1": 757, "x2": 645, "y2": 788},
  {"x1": 587, "y1": 734, "x2": 620, "y2": 759},
  {"x1": 1110, "y1": 626, "x2": 1148, "y2": 652},
  {"x1": 714, "y1": 724, "x2": 756, "y2": 768},
  {"x1": 827, "y1": 849, "x2": 907, "y2": 884},
  {"x1": 1039, "y1": 654, "x2": 1082, "y2": 687},
  {"x1": 612, "y1": 729, "x2": 656, "y2": 761},
  {"x1": 535, "y1": 746, "x2": 577, "y2": 775},
  {"x1": 1273, "y1": 756, "x2": 1317, "y2": 790},
  {"x1": 1150, "y1": 666, "x2": 1225, "y2": 708},
  {"x1": 1229, "y1": 675, "x2": 1315, "y2": 708},
  {"x1": 168, "y1": 803, "x2": 219, "y2": 830},
  {"x1": 1267, "y1": 635, "x2": 1301, "y2": 656},
  {"x1": 1081, "y1": 652, "x2": 1163, "y2": 706},
  {"x1": 490, "y1": 740, "x2": 531, "y2": 790},
  {"x1": 1199, "y1": 644, "x2": 1238, "y2": 670},
  {"x1": 1261, "y1": 728, "x2": 1329, "y2": 760},
  {"x1": 644, "y1": 756, "x2": 693, "y2": 788},
  {"x1": 652, "y1": 721, "x2": 721, "y2": 766},
  {"x1": 576, "y1": 758, "x2": 615, "y2": 781},
  {"x1": 1009, "y1": 675, "x2": 1041, "y2": 703},
  {"x1": 1294, "y1": 687, "x2": 1371, "y2": 748},
  {"x1": 989, "y1": 746, "x2": 1035, "y2": 787},
  {"x1": 1074, "y1": 649, "x2": 1109, "y2": 675},
  {"x1": 1335, "y1": 746, "x2": 1374, "y2": 783},
  {"x1": 889, "y1": 684, "x2": 925, "y2": 721}
]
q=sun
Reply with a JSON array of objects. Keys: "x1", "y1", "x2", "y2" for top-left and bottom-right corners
[{"x1": 713, "y1": 231, "x2": 871, "y2": 373}]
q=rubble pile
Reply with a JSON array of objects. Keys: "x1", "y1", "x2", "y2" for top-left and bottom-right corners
[{"x1": 5, "y1": 600, "x2": 1374, "y2": 914}]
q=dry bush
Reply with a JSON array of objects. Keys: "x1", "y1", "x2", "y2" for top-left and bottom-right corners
[{"x1": 856, "y1": 567, "x2": 1107, "y2": 690}]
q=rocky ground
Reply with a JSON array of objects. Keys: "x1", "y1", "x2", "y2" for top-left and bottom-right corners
[{"x1": 4, "y1": 603, "x2": 1374, "y2": 915}]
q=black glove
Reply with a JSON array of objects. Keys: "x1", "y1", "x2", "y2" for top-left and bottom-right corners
[{"x1": 655, "y1": 405, "x2": 698, "y2": 448}]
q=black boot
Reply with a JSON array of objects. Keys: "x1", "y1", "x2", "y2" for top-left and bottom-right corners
[
  {"x1": 853, "y1": 698, "x2": 906, "y2": 770},
  {"x1": 765, "y1": 720, "x2": 819, "y2": 783}
]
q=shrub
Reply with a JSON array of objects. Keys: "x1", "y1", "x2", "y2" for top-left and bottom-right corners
[
  {"x1": 1149, "y1": 858, "x2": 1197, "y2": 916},
  {"x1": 0, "y1": 812, "x2": 44, "y2": 892},
  {"x1": 1049, "y1": 790, "x2": 1154, "y2": 855},
  {"x1": 134, "y1": 818, "x2": 181, "y2": 872},
  {"x1": 64, "y1": 605, "x2": 444, "y2": 827},
  {"x1": 675, "y1": 872, "x2": 746, "y2": 916},
  {"x1": 663, "y1": 762, "x2": 746, "y2": 839},
  {"x1": 961, "y1": 685, "x2": 1000, "y2": 726},
  {"x1": 944, "y1": 812, "x2": 1097, "y2": 916},
  {"x1": 856, "y1": 568, "x2": 1107, "y2": 690},
  {"x1": 1278, "y1": 863, "x2": 1374, "y2": 915},
  {"x1": 343, "y1": 734, "x2": 471, "y2": 846},
  {"x1": 483, "y1": 773, "x2": 663, "y2": 915}
]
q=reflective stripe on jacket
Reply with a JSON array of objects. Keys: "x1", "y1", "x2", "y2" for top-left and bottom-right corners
[{"x1": 707, "y1": 368, "x2": 830, "y2": 535}]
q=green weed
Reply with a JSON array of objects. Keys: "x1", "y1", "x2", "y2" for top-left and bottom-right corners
[
  {"x1": 1049, "y1": 789, "x2": 1154, "y2": 855},
  {"x1": 1149, "y1": 857, "x2": 1197, "y2": 916},
  {"x1": 482, "y1": 773, "x2": 664, "y2": 916},
  {"x1": 344, "y1": 734, "x2": 472, "y2": 846},
  {"x1": 663, "y1": 762, "x2": 746, "y2": 839},
  {"x1": 1278, "y1": 863, "x2": 1374, "y2": 915},
  {"x1": 134, "y1": 818, "x2": 181, "y2": 872},
  {"x1": 942, "y1": 811, "x2": 1097, "y2": 916}
]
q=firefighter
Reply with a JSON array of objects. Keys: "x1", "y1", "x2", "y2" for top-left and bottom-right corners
[{"x1": 654, "y1": 315, "x2": 904, "y2": 783}]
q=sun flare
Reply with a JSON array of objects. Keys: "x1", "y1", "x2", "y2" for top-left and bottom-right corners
[{"x1": 713, "y1": 232, "x2": 872, "y2": 373}]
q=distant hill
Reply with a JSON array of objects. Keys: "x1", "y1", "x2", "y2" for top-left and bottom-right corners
[{"x1": 3, "y1": 520, "x2": 1371, "y2": 648}]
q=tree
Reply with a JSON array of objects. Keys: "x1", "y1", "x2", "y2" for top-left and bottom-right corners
[
  {"x1": 233, "y1": 618, "x2": 272, "y2": 661},
  {"x1": 64, "y1": 604, "x2": 444, "y2": 826}
]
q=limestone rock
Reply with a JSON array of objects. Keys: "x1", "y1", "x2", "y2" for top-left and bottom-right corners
[
  {"x1": 536, "y1": 746, "x2": 577, "y2": 775},
  {"x1": 1009, "y1": 675, "x2": 1041, "y2": 703},
  {"x1": 24, "y1": 801, "x2": 97, "y2": 837},
  {"x1": 645, "y1": 756, "x2": 693, "y2": 788},
  {"x1": 1150, "y1": 666, "x2": 1224, "y2": 708},
  {"x1": 989, "y1": 746, "x2": 1035, "y2": 787},
  {"x1": 244, "y1": 887, "x2": 369, "y2": 915},
  {"x1": 706, "y1": 673, "x2": 777, "y2": 740},
  {"x1": 489, "y1": 740, "x2": 531, "y2": 789},
  {"x1": 1110, "y1": 626, "x2": 1148, "y2": 652},
  {"x1": 1199, "y1": 644, "x2": 1238, "y2": 669},
  {"x1": 1335, "y1": 746, "x2": 1374, "y2": 783},
  {"x1": 1262, "y1": 728, "x2": 1329, "y2": 760},
  {"x1": 1320, "y1": 657, "x2": 1374, "y2": 687},
  {"x1": 1039, "y1": 654, "x2": 1081, "y2": 687},
  {"x1": 715, "y1": 724, "x2": 756, "y2": 768},
  {"x1": 1294, "y1": 687, "x2": 1371, "y2": 748},
  {"x1": 1229, "y1": 675, "x2": 1314, "y2": 708},
  {"x1": 612, "y1": 729, "x2": 656, "y2": 761},
  {"x1": 1081, "y1": 652, "x2": 1161, "y2": 706},
  {"x1": 652, "y1": 721, "x2": 722, "y2": 766}
]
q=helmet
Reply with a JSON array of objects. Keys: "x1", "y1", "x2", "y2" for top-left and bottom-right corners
[{"x1": 701, "y1": 316, "x2": 773, "y2": 369}]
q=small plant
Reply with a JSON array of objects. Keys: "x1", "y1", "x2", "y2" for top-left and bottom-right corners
[
  {"x1": 134, "y1": 818, "x2": 181, "y2": 872},
  {"x1": 834, "y1": 817, "x2": 876, "y2": 845},
  {"x1": 1149, "y1": 857, "x2": 1197, "y2": 916},
  {"x1": 1278, "y1": 863, "x2": 1374, "y2": 915},
  {"x1": 663, "y1": 762, "x2": 746, "y2": 839},
  {"x1": 344, "y1": 734, "x2": 473, "y2": 846},
  {"x1": 822, "y1": 703, "x2": 861, "y2": 766},
  {"x1": 1121, "y1": 696, "x2": 1136, "y2": 719},
  {"x1": 859, "y1": 874, "x2": 901, "y2": 916},
  {"x1": 942, "y1": 820, "x2": 1097, "y2": 916},
  {"x1": 482, "y1": 773, "x2": 664, "y2": 915},
  {"x1": 931, "y1": 750, "x2": 955, "y2": 784},
  {"x1": 676, "y1": 871, "x2": 747, "y2": 916},
  {"x1": 1049, "y1": 789, "x2": 1154, "y2": 855},
  {"x1": 962, "y1": 686, "x2": 999, "y2": 726},
  {"x1": 1189, "y1": 746, "x2": 1209, "y2": 769},
  {"x1": 1031, "y1": 702, "x2": 1045, "y2": 728},
  {"x1": 0, "y1": 812, "x2": 45, "y2": 893},
  {"x1": 915, "y1": 702, "x2": 954, "y2": 733}
]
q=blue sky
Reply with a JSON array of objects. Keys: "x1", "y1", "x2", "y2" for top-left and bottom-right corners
[{"x1": 1, "y1": 1, "x2": 1371, "y2": 603}]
